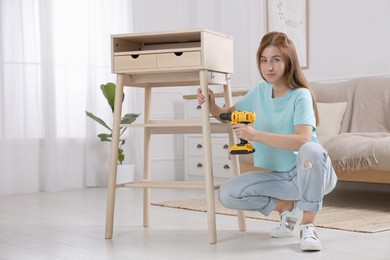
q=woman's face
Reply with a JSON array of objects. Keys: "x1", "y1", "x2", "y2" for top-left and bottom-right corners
[{"x1": 260, "y1": 46, "x2": 286, "y2": 85}]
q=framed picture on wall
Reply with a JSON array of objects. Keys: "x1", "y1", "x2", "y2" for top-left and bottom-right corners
[{"x1": 266, "y1": 0, "x2": 309, "y2": 69}]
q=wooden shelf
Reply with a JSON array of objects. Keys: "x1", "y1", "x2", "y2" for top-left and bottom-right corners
[
  {"x1": 183, "y1": 90, "x2": 248, "y2": 100},
  {"x1": 122, "y1": 71, "x2": 229, "y2": 87},
  {"x1": 118, "y1": 180, "x2": 222, "y2": 189},
  {"x1": 121, "y1": 119, "x2": 229, "y2": 134},
  {"x1": 114, "y1": 47, "x2": 202, "y2": 56}
]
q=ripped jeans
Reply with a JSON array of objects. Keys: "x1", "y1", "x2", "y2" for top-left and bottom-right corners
[{"x1": 218, "y1": 142, "x2": 338, "y2": 216}]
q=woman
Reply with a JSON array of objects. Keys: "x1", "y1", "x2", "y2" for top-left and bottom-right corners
[{"x1": 197, "y1": 31, "x2": 337, "y2": 251}]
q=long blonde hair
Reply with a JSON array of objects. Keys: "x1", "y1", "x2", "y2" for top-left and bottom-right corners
[{"x1": 256, "y1": 31, "x2": 319, "y2": 126}]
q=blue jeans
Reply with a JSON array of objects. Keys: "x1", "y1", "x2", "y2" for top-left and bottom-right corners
[{"x1": 219, "y1": 142, "x2": 338, "y2": 216}]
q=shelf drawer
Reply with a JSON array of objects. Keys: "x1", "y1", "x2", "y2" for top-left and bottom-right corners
[
  {"x1": 157, "y1": 51, "x2": 201, "y2": 68},
  {"x1": 187, "y1": 157, "x2": 232, "y2": 178},
  {"x1": 188, "y1": 136, "x2": 230, "y2": 157},
  {"x1": 114, "y1": 54, "x2": 156, "y2": 70}
]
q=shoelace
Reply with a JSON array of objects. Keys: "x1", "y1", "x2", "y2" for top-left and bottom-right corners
[
  {"x1": 279, "y1": 212, "x2": 287, "y2": 229},
  {"x1": 301, "y1": 226, "x2": 318, "y2": 240}
]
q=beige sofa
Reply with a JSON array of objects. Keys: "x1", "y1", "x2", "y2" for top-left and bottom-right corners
[{"x1": 239, "y1": 75, "x2": 390, "y2": 184}]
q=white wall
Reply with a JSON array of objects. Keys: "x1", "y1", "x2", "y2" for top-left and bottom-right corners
[
  {"x1": 132, "y1": 0, "x2": 264, "y2": 90},
  {"x1": 130, "y1": 0, "x2": 390, "y2": 180},
  {"x1": 133, "y1": 0, "x2": 390, "y2": 82},
  {"x1": 306, "y1": 0, "x2": 390, "y2": 80}
]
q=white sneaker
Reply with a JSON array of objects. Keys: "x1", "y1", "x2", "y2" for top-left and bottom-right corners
[
  {"x1": 270, "y1": 202, "x2": 302, "y2": 238},
  {"x1": 300, "y1": 224, "x2": 322, "y2": 251}
]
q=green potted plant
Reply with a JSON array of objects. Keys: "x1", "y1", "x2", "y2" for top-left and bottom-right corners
[{"x1": 86, "y1": 82, "x2": 140, "y2": 165}]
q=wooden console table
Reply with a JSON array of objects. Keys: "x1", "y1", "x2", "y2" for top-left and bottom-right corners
[{"x1": 105, "y1": 29, "x2": 245, "y2": 244}]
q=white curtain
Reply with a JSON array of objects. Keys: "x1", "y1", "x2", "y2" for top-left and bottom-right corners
[{"x1": 0, "y1": 0, "x2": 137, "y2": 195}]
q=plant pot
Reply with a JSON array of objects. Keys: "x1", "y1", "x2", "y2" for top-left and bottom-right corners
[{"x1": 116, "y1": 163, "x2": 135, "y2": 184}]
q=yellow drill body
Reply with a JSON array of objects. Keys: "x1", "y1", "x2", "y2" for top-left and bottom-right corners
[
  {"x1": 219, "y1": 111, "x2": 256, "y2": 155},
  {"x1": 229, "y1": 111, "x2": 256, "y2": 124}
]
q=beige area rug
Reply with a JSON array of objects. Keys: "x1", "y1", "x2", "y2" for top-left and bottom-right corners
[{"x1": 152, "y1": 188, "x2": 390, "y2": 233}]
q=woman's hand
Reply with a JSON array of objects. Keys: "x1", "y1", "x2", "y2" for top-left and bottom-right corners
[
  {"x1": 197, "y1": 87, "x2": 234, "y2": 118},
  {"x1": 232, "y1": 123, "x2": 256, "y2": 141},
  {"x1": 197, "y1": 87, "x2": 216, "y2": 107}
]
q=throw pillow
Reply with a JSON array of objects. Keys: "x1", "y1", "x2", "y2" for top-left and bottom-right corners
[{"x1": 316, "y1": 102, "x2": 347, "y2": 136}]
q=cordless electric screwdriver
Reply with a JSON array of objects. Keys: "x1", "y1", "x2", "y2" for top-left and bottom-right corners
[{"x1": 219, "y1": 111, "x2": 256, "y2": 154}]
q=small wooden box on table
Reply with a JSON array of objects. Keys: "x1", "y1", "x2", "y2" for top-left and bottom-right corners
[{"x1": 106, "y1": 29, "x2": 245, "y2": 244}]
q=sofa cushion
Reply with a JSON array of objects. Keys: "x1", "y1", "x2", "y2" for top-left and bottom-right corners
[
  {"x1": 349, "y1": 76, "x2": 390, "y2": 133},
  {"x1": 322, "y1": 132, "x2": 390, "y2": 172},
  {"x1": 316, "y1": 102, "x2": 347, "y2": 136},
  {"x1": 312, "y1": 75, "x2": 390, "y2": 133},
  {"x1": 311, "y1": 79, "x2": 354, "y2": 103},
  {"x1": 310, "y1": 79, "x2": 357, "y2": 133}
]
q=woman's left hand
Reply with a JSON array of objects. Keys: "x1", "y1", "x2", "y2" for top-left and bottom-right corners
[{"x1": 232, "y1": 123, "x2": 256, "y2": 141}]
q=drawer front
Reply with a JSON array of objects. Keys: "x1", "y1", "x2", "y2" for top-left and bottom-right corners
[
  {"x1": 114, "y1": 54, "x2": 156, "y2": 70},
  {"x1": 157, "y1": 51, "x2": 201, "y2": 68},
  {"x1": 187, "y1": 157, "x2": 232, "y2": 178},
  {"x1": 188, "y1": 136, "x2": 230, "y2": 157}
]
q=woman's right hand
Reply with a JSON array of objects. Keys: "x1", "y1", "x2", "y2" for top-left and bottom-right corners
[{"x1": 197, "y1": 87, "x2": 216, "y2": 107}]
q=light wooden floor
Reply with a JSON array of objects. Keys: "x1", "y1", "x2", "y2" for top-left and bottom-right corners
[{"x1": 0, "y1": 185, "x2": 389, "y2": 260}]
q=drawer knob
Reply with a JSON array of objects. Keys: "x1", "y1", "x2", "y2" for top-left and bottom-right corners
[
  {"x1": 196, "y1": 144, "x2": 203, "y2": 149},
  {"x1": 174, "y1": 52, "x2": 183, "y2": 56},
  {"x1": 131, "y1": 55, "x2": 139, "y2": 59},
  {"x1": 196, "y1": 105, "x2": 201, "y2": 110},
  {"x1": 223, "y1": 144, "x2": 229, "y2": 149},
  {"x1": 223, "y1": 164, "x2": 230, "y2": 169},
  {"x1": 197, "y1": 163, "x2": 203, "y2": 168}
]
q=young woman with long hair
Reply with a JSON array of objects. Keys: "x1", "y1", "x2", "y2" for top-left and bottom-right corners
[{"x1": 197, "y1": 31, "x2": 337, "y2": 251}]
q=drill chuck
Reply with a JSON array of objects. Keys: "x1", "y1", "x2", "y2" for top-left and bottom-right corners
[{"x1": 219, "y1": 113, "x2": 232, "y2": 121}]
